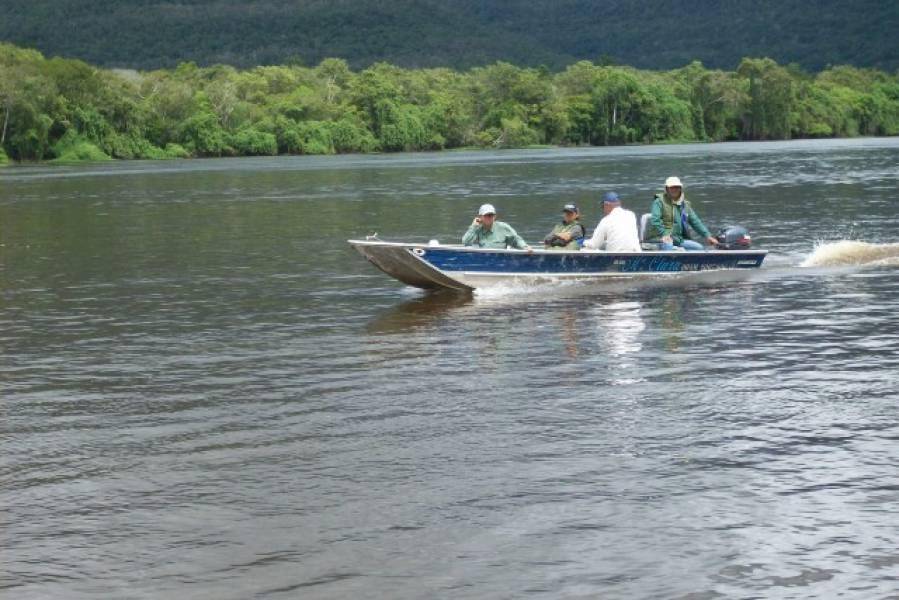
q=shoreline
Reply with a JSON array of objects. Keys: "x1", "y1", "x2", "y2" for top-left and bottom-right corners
[{"x1": 4, "y1": 136, "x2": 899, "y2": 167}]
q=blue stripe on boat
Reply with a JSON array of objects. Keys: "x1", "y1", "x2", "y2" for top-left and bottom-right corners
[{"x1": 417, "y1": 248, "x2": 764, "y2": 274}]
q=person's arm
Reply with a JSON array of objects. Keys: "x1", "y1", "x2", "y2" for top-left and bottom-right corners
[
  {"x1": 503, "y1": 224, "x2": 530, "y2": 250},
  {"x1": 649, "y1": 197, "x2": 669, "y2": 241},
  {"x1": 584, "y1": 219, "x2": 608, "y2": 250},
  {"x1": 686, "y1": 208, "x2": 710, "y2": 239},
  {"x1": 571, "y1": 223, "x2": 586, "y2": 241},
  {"x1": 543, "y1": 224, "x2": 561, "y2": 246},
  {"x1": 582, "y1": 222, "x2": 600, "y2": 249},
  {"x1": 555, "y1": 223, "x2": 583, "y2": 243},
  {"x1": 687, "y1": 208, "x2": 717, "y2": 245},
  {"x1": 508, "y1": 232, "x2": 529, "y2": 250},
  {"x1": 582, "y1": 228, "x2": 596, "y2": 249},
  {"x1": 462, "y1": 222, "x2": 480, "y2": 246}
]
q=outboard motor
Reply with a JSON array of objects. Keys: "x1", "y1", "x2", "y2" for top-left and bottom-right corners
[{"x1": 715, "y1": 225, "x2": 752, "y2": 250}]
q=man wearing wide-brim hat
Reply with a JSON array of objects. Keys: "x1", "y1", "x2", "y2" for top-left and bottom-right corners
[{"x1": 645, "y1": 176, "x2": 719, "y2": 250}]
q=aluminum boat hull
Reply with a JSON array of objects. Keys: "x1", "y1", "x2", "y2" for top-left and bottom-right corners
[{"x1": 349, "y1": 240, "x2": 768, "y2": 292}]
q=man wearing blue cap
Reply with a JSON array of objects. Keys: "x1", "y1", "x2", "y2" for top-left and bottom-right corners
[
  {"x1": 543, "y1": 203, "x2": 586, "y2": 250},
  {"x1": 582, "y1": 192, "x2": 641, "y2": 252}
]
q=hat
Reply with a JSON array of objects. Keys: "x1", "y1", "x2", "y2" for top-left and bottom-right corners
[
  {"x1": 665, "y1": 176, "x2": 683, "y2": 188},
  {"x1": 603, "y1": 192, "x2": 620, "y2": 203},
  {"x1": 562, "y1": 203, "x2": 578, "y2": 213},
  {"x1": 478, "y1": 203, "x2": 497, "y2": 216}
]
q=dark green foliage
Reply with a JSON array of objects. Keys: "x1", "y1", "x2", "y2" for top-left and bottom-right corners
[
  {"x1": 738, "y1": 58, "x2": 795, "y2": 140},
  {"x1": 228, "y1": 128, "x2": 278, "y2": 156},
  {"x1": 0, "y1": 1, "x2": 896, "y2": 73},
  {"x1": 329, "y1": 116, "x2": 379, "y2": 153},
  {"x1": 176, "y1": 109, "x2": 228, "y2": 156},
  {"x1": 288, "y1": 121, "x2": 334, "y2": 155},
  {"x1": 377, "y1": 102, "x2": 429, "y2": 151},
  {"x1": 51, "y1": 130, "x2": 110, "y2": 162},
  {"x1": 1, "y1": 42, "x2": 898, "y2": 163},
  {"x1": 163, "y1": 143, "x2": 191, "y2": 159}
]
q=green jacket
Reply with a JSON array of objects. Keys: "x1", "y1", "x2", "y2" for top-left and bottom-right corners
[
  {"x1": 544, "y1": 220, "x2": 586, "y2": 250},
  {"x1": 647, "y1": 192, "x2": 711, "y2": 245},
  {"x1": 462, "y1": 221, "x2": 528, "y2": 249}
]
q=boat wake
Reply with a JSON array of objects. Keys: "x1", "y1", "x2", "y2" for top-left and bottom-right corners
[
  {"x1": 800, "y1": 240, "x2": 899, "y2": 268},
  {"x1": 473, "y1": 279, "x2": 584, "y2": 301},
  {"x1": 452, "y1": 242, "x2": 898, "y2": 301}
]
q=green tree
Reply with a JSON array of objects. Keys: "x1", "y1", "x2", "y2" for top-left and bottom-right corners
[
  {"x1": 329, "y1": 114, "x2": 378, "y2": 153},
  {"x1": 590, "y1": 68, "x2": 647, "y2": 144},
  {"x1": 737, "y1": 58, "x2": 795, "y2": 140},
  {"x1": 349, "y1": 63, "x2": 404, "y2": 138},
  {"x1": 674, "y1": 61, "x2": 745, "y2": 141},
  {"x1": 176, "y1": 93, "x2": 228, "y2": 156}
]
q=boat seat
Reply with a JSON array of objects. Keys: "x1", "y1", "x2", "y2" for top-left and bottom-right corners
[
  {"x1": 639, "y1": 213, "x2": 652, "y2": 242},
  {"x1": 639, "y1": 213, "x2": 662, "y2": 250}
]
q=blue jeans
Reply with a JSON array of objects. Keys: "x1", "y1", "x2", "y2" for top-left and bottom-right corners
[{"x1": 660, "y1": 240, "x2": 704, "y2": 251}]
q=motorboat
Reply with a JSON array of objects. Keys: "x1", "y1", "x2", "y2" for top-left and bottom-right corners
[{"x1": 349, "y1": 224, "x2": 767, "y2": 292}]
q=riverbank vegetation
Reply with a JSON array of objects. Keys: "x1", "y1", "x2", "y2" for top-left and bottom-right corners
[{"x1": 1, "y1": 43, "x2": 898, "y2": 162}]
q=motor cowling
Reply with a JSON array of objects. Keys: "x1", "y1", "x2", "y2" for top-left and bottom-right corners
[{"x1": 715, "y1": 225, "x2": 752, "y2": 250}]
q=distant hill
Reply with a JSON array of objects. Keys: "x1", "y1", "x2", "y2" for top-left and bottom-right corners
[{"x1": 2, "y1": 0, "x2": 897, "y2": 71}]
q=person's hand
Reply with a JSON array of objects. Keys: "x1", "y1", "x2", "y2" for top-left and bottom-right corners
[
  {"x1": 471, "y1": 217, "x2": 482, "y2": 227},
  {"x1": 706, "y1": 236, "x2": 719, "y2": 246},
  {"x1": 524, "y1": 245, "x2": 533, "y2": 253},
  {"x1": 661, "y1": 235, "x2": 673, "y2": 244},
  {"x1": 557, "y1": 232, "x2": 571, "y2": 242}
]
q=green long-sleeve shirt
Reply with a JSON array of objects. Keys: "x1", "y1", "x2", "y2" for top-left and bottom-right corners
[
  {"x1": 462, "y1": 221, "x2": 528, "y2": 249},
  {"x1": 647, "y1": 192, "x2": 711, "y2": 245}
]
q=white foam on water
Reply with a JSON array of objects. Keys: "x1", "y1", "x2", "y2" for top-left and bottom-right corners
[
  {"x1": 473, "y1": 278, "x2": 581, "y2": 301},
  {"x1": 470, "y1": 270, "x2": 757, "y2": 302},
  {"x1": 800, "y1": 240, "x2": 899, "y2": 268}
]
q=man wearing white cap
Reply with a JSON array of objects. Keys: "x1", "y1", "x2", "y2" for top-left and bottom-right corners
[
  {"x1": 462, "y1": 203, "x2": 531, "y2": 250},
  {"x1": 646, "y1": 176, "x2": 718, "y2": 250}
]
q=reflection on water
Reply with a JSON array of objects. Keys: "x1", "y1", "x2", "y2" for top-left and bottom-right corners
[
  {"x1": 559, "y1": 308, "x2": 579, "y2": 359},
  {"x1": 593, "y1": 300, "x2": 645, "y2": 357},
  {"x1": 658, "y1": 292, "x2": 692, "y2": 352},
  {"x1": 366, "y1": 291, "x2": 474, "y2": 334},
  {"x1": 592, "y1": 300, "x2": 645, "y2": 385}
]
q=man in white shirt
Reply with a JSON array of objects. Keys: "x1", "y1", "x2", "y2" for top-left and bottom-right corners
[{"x1": 582, "y1": 192, "x2": 641, "y2": 252}]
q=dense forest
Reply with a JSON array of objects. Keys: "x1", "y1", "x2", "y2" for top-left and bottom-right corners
[
  {"x1": 1, "y1": 42, "x2": 898, "y2": 164},
  {"x1": 2, "y1": 0, "x2": 897, "y2": 73}
]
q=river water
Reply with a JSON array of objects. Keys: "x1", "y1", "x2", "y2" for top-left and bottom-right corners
[{"x1": 2, "y1": 138, "x2": 898, "y2": 599}]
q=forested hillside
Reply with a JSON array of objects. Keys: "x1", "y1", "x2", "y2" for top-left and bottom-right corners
[
  {"x1": 2, "y1": 43, "x2": 898, "y2": 164},
  {"x1": 1, "y1": 0, "x2": 897, "y2": 72}
]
